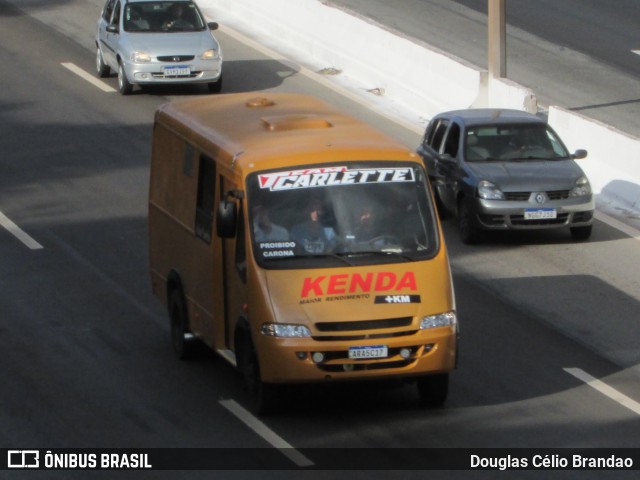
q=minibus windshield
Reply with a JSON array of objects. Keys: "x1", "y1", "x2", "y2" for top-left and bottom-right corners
[{"x1": 247, "y1": 162, "x2": 440, "y2": 269}]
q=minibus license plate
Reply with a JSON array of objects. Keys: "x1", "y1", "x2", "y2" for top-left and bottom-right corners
[
  {"x1": 164, "y1": 66, "x2": 191, "y2": 76},
  {"x1": 524, "y1": 208, "x2": 556, "y2": 220},
  {"x1": 348, "y1": 345, "x2": 388, "y2": 359}
]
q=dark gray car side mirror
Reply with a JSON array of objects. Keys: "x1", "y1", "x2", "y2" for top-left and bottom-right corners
[{"x1": 572, "y1": 149, "x2": 588, "y2": 159}]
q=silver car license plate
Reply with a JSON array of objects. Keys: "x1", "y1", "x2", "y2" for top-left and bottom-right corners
[{"x1": 163, "y1": 65, "x2": 191, "y2": 76}]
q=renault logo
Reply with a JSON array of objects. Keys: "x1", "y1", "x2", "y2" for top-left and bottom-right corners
[{"x1": 535, "y1": 193, "x2": 546, "y2": 204}]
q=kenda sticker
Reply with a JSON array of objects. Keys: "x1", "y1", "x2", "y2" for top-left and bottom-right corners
[
  {"x1": 259, "y1": 166, "x2": 415, "y2": 191},
  {"x1": 298, "y1": 271, "x2": 419, "y2": 304}
]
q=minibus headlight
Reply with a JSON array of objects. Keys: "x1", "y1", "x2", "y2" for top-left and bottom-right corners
[
  {"x1": 130, "y1": 51, "x2": 151, "y2": 63},
  {"x1": 201, "y1": 49, "x2": 218, "y2": 60},
  {"x1": 420, "y1": 312, "x2": 456, "y2": 329},
  {"x1": 261, "y1": 323, "x2": 311, "y2": 338}
]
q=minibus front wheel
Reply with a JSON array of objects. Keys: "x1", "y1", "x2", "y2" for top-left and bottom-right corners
[
  {"x1": 235, "y1": 323, "x2": 280, "y2": 415},
  {"x1": 416, "y1": 373, "x2": 449, "y2": 407}
]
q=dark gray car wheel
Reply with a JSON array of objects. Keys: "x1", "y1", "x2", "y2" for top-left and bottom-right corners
[
  {"x1": 570, "y1": 224, "x2": 592, "y2": 241},
  {"x1": 458, "y1": 200, "x2": 482, "y2": 244}
]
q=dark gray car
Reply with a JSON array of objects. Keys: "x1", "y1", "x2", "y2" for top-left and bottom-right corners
[{"x1": 417, "y1": 109, "x2": 594, "y2": 244}]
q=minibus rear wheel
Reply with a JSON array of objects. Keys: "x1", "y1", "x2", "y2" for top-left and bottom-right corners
[
  {"x1": 416, "y1": 373, "x2": 449, "y2": 407},
  {"x1": 168, "y1": 290, "x2": 196, "y2": 360}
]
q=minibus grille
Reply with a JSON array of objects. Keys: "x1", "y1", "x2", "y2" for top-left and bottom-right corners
[
  {"x1": 315, "y1": 317, "x2": 412, "y2": 332},
  {"x1": 317, "y1": 359, "x2": 416, "y2": 373},
  {"x1": 312, "y1": 330, "x2": 416, "y2": 342}
]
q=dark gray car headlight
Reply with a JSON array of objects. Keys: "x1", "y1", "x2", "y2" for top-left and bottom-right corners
[
  {"x1": 570, "y1": 176, "x2": 591, "y2": 197},
  {"x1": 477, "y1": 180, "x2": 505, "y2": 200}
]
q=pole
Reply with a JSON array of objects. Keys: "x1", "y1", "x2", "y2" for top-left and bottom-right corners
[{"x1": 488, "y1": 0, "x2": 506, "y2": 78}]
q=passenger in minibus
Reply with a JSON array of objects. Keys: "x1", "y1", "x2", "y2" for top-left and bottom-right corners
[{"x1": 253, "y1": 205, "x2": 290, "y2": 242}]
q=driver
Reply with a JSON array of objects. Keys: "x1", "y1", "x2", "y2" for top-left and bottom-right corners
[
  {"x1": 353, "y1": 205, "x2": 381, "y2": 242},
  {"x1": 162, "y1": 3, "x2": 194, "y2": 30},
  {"x1": 290, "y1": 199, "x2": 334, "y2": 254}
]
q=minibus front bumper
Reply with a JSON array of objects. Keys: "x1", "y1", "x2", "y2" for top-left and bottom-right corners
[{"x1": 256, "y1": 326, "x2": 457, "y2": 383}]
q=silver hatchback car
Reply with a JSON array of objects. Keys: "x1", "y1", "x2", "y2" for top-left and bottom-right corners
[
  {"x1": 96, "y1": 0, "x2": 223, "y2": 94},
  {"x1": 417, "y1": 109, "x2": 595, "y2": 244}
]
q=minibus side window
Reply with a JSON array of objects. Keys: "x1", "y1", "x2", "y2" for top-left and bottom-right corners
[{"x1": 195, "y1": 155, "x2": 216, "y2": 244}]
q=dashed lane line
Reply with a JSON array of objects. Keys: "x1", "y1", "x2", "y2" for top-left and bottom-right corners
[
  {"x1": 0, "y1": 210, "x2": 43, "y2": 250},
  {"x1": 219, "y1": 399, "x2": 314, "y2": 467},
  {"x1": 565, "y1": 367, "x2": 640, "y2": 416},
  {"x1": 61, "y1": 62, "x2": 116, "y2": 93}
]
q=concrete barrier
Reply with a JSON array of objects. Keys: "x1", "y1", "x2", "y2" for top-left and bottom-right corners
[
  {"x1": 200, "y1": 0, "x2": 640, "y2": 218},
  {"x1": 549, "y1": 106, "x2": 640, "y2": 216},
  {"x1": 200, "y1": 0, "x2": 531, "y2": 118}
]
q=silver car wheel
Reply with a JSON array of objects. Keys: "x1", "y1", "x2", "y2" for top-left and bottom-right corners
[
  {"x1": 95, "y1": 48, "x2": 110, "y2": 78},
  {"x1": 117, "y1": 62, "x2": 133, "y2": 95}
]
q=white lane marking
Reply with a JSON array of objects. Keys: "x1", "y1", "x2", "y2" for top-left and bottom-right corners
[
  {"x1": 0, "y1": 210, "x2": 43, "y2": 250},
  {"x1": 565, "y1": 368, "x2": 640, "y2": 416},
  {"x1": 595, "y1": 211, "x2": 640, "y2": 241},
  {"x1": 219, "y1": 399, "x2": 314, "y2": 467},
  {"x1": 632, "y1": 49, "x2": 640, "y2": 56},
  {"x1": 61, "y1": 62, "x2": 116, "y2": 93}
]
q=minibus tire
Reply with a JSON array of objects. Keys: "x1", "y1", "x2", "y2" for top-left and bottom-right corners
[
  {"x1": 416, "y1": 373, "x2": 449, "y2": 407},
  {"x1": 236, "y1": 327, "x2": 280, "y2": 415},
  {"x1": 168, "y1": 290, "x2": 195, "y2": 360}
]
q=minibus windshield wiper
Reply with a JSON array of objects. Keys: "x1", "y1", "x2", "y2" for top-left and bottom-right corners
[
  {"x1": 342, "y1": 250, "x2": 415, "y2": 262},
  {"x1": 279, "y1": 253, "x2": 355, "y2": 266}
]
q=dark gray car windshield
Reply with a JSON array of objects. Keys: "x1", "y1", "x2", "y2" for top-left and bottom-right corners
[
  {"x1": 124, "y1": 1, "x2": 206, "y2": 32},
  {"x1": 247, "y1": 162, "x2": 440, "y2": 269},
  {"x1": 465, "y1": 124, "x2": 570, "y2": 162}
]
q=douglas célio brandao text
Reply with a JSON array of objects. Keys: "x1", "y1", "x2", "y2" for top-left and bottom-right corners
[{"x1": 470, "y1": 453, "x2": 634, "y2": 470}]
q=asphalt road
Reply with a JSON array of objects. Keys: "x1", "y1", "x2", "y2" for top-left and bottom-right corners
[
  {"x1": 1, "y1": 0, "x2": 640, "y2": 478},
  {"x1": 329, "y1": 0, "x2": 640, "y2": 138}
]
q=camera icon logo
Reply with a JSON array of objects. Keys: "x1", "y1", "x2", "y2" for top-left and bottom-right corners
[{"x1": 8, "y1": 450, "x2": 40, "y2": 468}]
